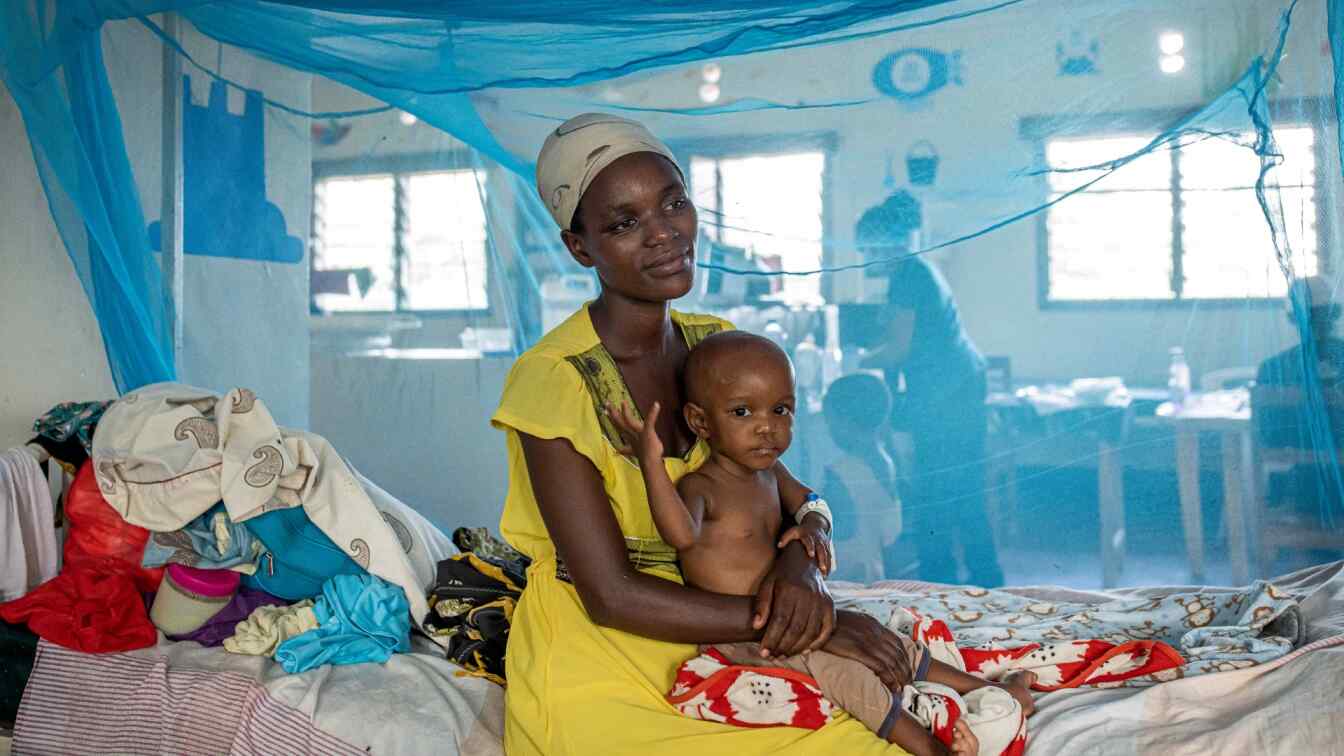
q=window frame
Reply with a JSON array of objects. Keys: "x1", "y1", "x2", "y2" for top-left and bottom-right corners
[
  {"x1": 669, "y1": 131, "x2": 838, "y2": 302},
  {"x1": 311, "y1": 152, "x2": 493, "y2": 317},
  {"x1": 1021, "y1": 98, "x2": 1333, "y2": 311}
]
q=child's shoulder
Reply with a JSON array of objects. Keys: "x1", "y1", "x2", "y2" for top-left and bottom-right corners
[{"x1": 675, "y1": 469, "x2": 717, "y2": 498}]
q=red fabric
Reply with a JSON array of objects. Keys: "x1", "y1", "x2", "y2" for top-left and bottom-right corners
[
  {"x1": 63, "y1": 461, "x2": 162, "y2": 593},
  {"x1": 905, "y1": 611, "x2": 1184, "y2": 692},
  {"x1": 668, "y1": 647, "x2": 833, "y2": 729},
  {"x1": 0, "y1": 558, "x2": 157, "y2": 652}
]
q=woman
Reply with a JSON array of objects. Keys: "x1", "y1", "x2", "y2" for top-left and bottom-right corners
[
  {"x1": 856, "y1": 194, "x2": 1004, "y2": 588},
  {"x1": 493, "y1": 114, "x2": 912, "y2": 754}
]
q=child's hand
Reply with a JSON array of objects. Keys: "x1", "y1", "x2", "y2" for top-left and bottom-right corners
[
  {"x1": 949, "y1": 719, "x2": 979, "y2": 756},
  {"x1": 606, "y1": 401, "x2": 664, "y2": 461},
  {"x1": 778, "y1": 521, "x2": 834, "y2": 576}
]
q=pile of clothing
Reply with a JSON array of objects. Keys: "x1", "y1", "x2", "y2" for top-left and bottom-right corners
[
  {"x1": 421, "y1": 528, "x2": 530, "y2": 685},
  {"x1": 0, "y1": 382, "x2": 484, "y2": 708}
]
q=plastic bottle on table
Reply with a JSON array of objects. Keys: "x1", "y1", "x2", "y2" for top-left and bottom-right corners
[{"x1": 1168, "y1": 346, "x2": 1191, "y2": 408}]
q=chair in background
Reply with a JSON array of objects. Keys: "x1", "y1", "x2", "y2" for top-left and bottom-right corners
[
  {"x1": 1250, "y1": 385, "x2": 1344, "y2": 568},
  {"x1": 985, "y1": 355, "x2": 1013, "y2": 396}
]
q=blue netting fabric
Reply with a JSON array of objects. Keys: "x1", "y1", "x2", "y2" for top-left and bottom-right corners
[{"x1": 2, "y1": 0, "x2": 1341, "y2": 584}]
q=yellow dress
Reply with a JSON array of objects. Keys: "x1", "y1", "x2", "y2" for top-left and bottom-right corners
[{"x1": 492, "y1": 304, "x2": 904, "y2": 755}]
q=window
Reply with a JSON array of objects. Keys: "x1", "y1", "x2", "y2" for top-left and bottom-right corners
[
  {"x1": 312, "y1": 163, "x2": 488, "y2": 313},
  {"x1": 689, "y1": 147, "x2": 828, "y2": 305},
  {"x1": 1042, "y1": 125, "x2": 1319, "y2": 303}
]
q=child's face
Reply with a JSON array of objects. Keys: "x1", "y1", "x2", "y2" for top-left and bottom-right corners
[{"x1": 687, "y1": 354, "x2": 796, "y2": 472}]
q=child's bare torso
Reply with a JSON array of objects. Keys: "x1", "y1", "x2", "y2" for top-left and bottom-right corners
[{"x1": 675, "y1": 462, "x2": 785, "y2": 596}]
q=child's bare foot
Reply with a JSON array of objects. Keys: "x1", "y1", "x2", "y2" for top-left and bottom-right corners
[
  {"x1": 950, "y1": 719, "x2": 979, "y2": 755},
  {"x1": 999, "y1": 670, "x2": 1037, "y2": 717}
]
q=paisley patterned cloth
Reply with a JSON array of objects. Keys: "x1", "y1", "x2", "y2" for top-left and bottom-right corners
[
  {"x1": 838, "y1": 579, "x2": 1303, "y2": 684},
  {"x1": 89, "y1": 382, "x2": 433, "y2": 644}
]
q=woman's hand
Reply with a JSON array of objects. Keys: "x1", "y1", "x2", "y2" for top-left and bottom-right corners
[
  {"x1": 821, "y1": 610, "x2": 914, "y2": 691},
  {"x1": 752, "y1": 543, "x2": 835, "y2": 657}
]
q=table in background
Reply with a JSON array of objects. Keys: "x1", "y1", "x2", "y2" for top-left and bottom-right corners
[
  {"x1": 988, "y1": 391, "x2": 1136, "y2": 588},
  {"x1": 1153, "y1": 391, "x2": 1254, "y2": 584}
]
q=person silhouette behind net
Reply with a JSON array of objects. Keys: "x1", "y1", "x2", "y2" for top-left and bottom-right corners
[
  {"x1": 855, "y1": 193, "x2": 1004, "y2": 587},
  {"x1": 821, "y1": 372, "x2": 903, "y2": 584}
]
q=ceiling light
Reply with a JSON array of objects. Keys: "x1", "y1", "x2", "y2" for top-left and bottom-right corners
[
  {"x1": 1160, "y1": 54, "x2": 1185, "y2": 74},
  {"x1": 1159, "y1": 31, "x2": 1185, "y2": 56}
]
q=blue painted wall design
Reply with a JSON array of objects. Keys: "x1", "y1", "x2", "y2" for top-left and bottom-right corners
[{"x1": 149, "y1": 77, "x2": 303, "y2": 263}]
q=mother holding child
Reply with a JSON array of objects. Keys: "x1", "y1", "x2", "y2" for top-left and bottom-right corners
[{"x1": 492, "y1": 113, "x2": 1033, "y2": 755}]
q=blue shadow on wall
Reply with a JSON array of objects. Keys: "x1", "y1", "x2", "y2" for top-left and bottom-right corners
[{"x1": 148, "y1": 77, "x2": 303, "y2": 264}]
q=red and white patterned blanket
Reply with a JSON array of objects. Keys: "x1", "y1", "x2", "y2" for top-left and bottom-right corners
[{"x1": 668, "y1": 608, "x2": 1185, "y2": 753}]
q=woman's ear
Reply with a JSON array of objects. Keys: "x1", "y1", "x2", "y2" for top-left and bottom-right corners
[
  {"x1": 684, "y1": 402, "x2": 710, "y2": 439},
  {"x1": 561, "y1": 229, "x2": 595, "y2": 269}
]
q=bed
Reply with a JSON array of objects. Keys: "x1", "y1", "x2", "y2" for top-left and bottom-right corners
[{"x1": 7, "y1": 560, "x2": 1343, "y2": 755}]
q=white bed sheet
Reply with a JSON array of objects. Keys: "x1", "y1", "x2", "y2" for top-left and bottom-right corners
[
  {"x1": 924, "y1": 561, "x2": 1344, "y2": 755},
  {"x1": 19, "y1": 562, "x2": 1342, "y2": 755}
]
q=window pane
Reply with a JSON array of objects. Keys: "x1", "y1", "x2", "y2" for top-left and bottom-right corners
[
  {"x1": 401, "y1": 170, "x2": 489, "y2": 310},
  {"x1": 689, "y1": 157, "x2": 719, "y2": 242},
  {"x1": 1046, "y1": 135, "x2": 1168, "y2": 193},
  {"x1": 1268, "y1": 126, "x2": 1316, "y2": 187},
  {"x1": 715, "y1": 151, "x2": 826, "y2": 305},
  {"x1": 1179, "y1": 127, "x2": 1314, "y2": 191},
  {"x1": 313, "y1": 175, "x2": 396, "y2": 312},
  {"x1": 1181, "y1": 186, "x2": 1318, "y2": 299},
  {"x1": 1047, "y1": 190, "x2": 1173, "y2": 300}
]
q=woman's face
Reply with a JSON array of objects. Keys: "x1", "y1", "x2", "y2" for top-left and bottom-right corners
[{"x1": 562, "y1": 152, "x2": 697, "y2": 303}]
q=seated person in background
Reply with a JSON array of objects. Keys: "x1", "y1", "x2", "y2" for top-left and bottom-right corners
[
  {"x1": 821, "y1": 372, "x2": 903, "y2": 584},
  {"x1": 1255, "y1": 275, "x2": 1344, "y2": 554},
  {"x1": 609, "y1": 331, "x2": 1033, "y2": 756},
  {"x1": 1257, "y1": 275, "x2": 1344, "y2": 387}
]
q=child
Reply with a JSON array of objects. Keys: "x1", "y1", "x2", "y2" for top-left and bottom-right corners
[
  {"x1": 608, "y1": 330, "x2": 1033, "y2": 756},
  {"x1": 821, "y1": 372, "x2": 902, "y2": 584}
]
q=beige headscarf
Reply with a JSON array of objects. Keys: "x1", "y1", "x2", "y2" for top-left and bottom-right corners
[{"x1": 535, "y1": 113, "x2": 681, "y2": 230}]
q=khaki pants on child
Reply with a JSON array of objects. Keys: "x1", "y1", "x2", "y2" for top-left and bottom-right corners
[{"x1": 705, "y1": 637, "x2": 930, "y2": 739}]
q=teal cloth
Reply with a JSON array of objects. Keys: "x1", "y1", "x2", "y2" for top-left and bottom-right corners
[{"x1": 274, "y1": 573, "x2": 410, "y2": 674}]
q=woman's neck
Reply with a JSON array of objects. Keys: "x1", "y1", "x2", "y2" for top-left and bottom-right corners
[{"x1": 590, "y1": 291, "x2": 675, "y2": 359}]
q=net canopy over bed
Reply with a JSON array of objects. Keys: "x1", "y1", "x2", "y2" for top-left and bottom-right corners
[{"x1": 3, "y1": 0, "x2": 1342, "y2": 589}]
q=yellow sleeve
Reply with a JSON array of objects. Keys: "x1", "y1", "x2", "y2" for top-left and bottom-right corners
[{"x1": 491, "y1": 350, "x2": 608, "y2": 471}]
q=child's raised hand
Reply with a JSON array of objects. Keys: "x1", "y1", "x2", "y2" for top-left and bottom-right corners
[
  {"x1": 949, "y1": 719, "x2": 979, "y2": 756},
  {"x1": 606, "y1": 401, "x2": 664, "y2": 461},
  {"x1": 777, "y1": 521, "x2": 834, "y2": 575}
]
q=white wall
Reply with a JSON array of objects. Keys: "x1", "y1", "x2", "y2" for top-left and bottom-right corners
[
  {"x1": 101, "y1": 18, "x2": 313, "y2": 427},
  {"x1": 0, "y1": 82, "x2": 117, "y2": 449},
  {"x1": 464, "y1": 0, "x2": 1341, "y2": 386},
  {"x1": 296, "y1": 0, "x2": 1339, "y2": 527},
  {"x1": 1, "y1": 18, "x2": 313, "y2": 451}
]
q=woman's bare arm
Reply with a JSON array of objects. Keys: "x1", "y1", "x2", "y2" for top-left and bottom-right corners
[{"x1": 520, "y1": 432, "x2": 763, "y2": 642}]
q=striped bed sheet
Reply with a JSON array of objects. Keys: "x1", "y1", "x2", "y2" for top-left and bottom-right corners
[{"x1": 11, "y1": 635, "x2": 504, "y2": 756}]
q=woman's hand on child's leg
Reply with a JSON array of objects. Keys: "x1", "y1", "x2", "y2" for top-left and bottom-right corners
[
  {"x1": 821, "y1": 611, "x2": 913, "y2": 690},
  {"x1": 949, "y1": 720, "x2": 979, "y2": 756}
]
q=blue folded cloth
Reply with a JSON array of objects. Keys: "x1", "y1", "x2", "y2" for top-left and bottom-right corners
[
  {"x1": 142, "y1": 502, "x2": 263, "y2": 572},
  {"x1": 274, "y1": 573, "x2": 410, "y2": 674}
]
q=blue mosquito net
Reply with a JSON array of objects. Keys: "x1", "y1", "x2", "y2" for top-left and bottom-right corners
[{"x1": 2, "y1": 0, "x2": 1341, "y2": 588}]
